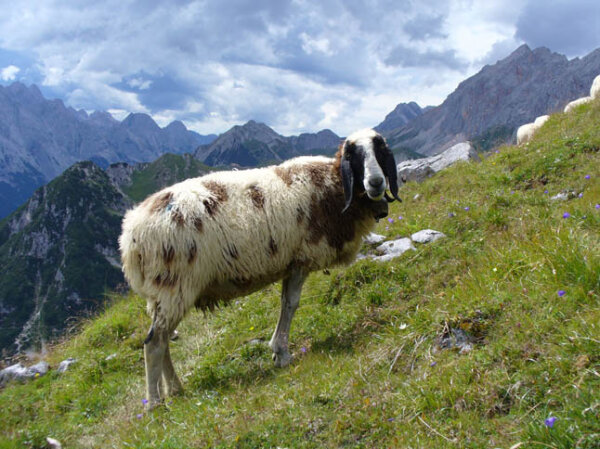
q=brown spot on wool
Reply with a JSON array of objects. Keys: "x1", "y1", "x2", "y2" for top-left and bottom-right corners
[
  {"x1": 163, "y1": 245, "x2": 175, "y2": 265},
  {"x1": 269, "y1": 237, "x2": 278, "y2": 255},
  {"x1": 303, "y1": 162, "x2": 330, "y2": 187},
  {"x1": 306, "y1": 178, "x2": 372, "y2": 252},
  {"x1": 247, "y1": 184, "x2": 265, "y2": 209},
  {"x1": 296, "y1": 206, "x2": 305, "y2": 224},
  {"x1": 147, "y1": 191, "x2": 173, "y2": 213},
  {"x1": 188, "y1": 241, "x2": 197, "y2": 264},
  {"x1": 153, "y1": 271, "x2": 179, "y2": 288},
  {"x1": 227, "y1": 244, "x2": 239, "y2": 260},
  {"x1": 193, "y1": 216, "x2": 203, "y2": 233},
  {"x1": 274, "y1": 166, "x2": 294, "y2": 186},
  {"x1": 172, "y1": 209, "x2": 185, "y2": 226},
  {"x1": 202, "y1": 180, "x2": 229, "y2": 217}
]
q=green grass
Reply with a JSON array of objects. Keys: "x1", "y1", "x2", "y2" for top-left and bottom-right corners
[{"x1": 1, "y1": 100, "x2": 600, "y2": 448}]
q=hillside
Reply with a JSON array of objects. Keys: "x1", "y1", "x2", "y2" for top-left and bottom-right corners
[
  {"x1": 384, "y1": 45, "x2": 600, "y2": 155},
  {"x1": 0, "y1": 153, "x2": 214, "y2": 357},
  {"x1": 0, "y1": 162, "x2": 130, "y2": 357},
  {"x1": 1, "y1": 97, "x2": 598, "y2": 447},
  {"x1": 107, "y1": 153, "x2": 213, "y2": 202}
]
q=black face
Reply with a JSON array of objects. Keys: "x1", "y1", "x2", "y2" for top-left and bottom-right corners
[{"x1": 340, "y1": 131, "x2": 402, "y2": 214}]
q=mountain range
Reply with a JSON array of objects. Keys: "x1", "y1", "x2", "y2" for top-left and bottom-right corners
[
  {"x1": 0, "y1": 82, "x2": 216, "y2": 218},
  {"x1": 383, "y1": 44, "x2": 600, "y2": 155},
  {"x1": 2, "y1": 43, "x2": 600, "y2": 357},
  {"x1": 195, "y1": 120, "x2": 341, "y2": 167}
]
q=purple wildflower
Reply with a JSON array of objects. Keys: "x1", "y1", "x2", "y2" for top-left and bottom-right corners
[
  {"x1": 301, "y1": 347, "x2": 307, "y2": 353},
  {"x1": 385, "y1": 226, "x2": 389, "y2": 230},
  {"x1": 142, "y1": 398, "x2": 148, "y2": 405},
  {"x1": 136, "y1": 414, "x2": 143, "y2": 419},
  {"x1": 578, "y1": 193, "x2": 583, "y2": 198},
  {"x1": 387, "y1": 218, "x2": 394, "y2": 224},
  {"x1": 596, "y1": 204, "x2": 600, "y2": 209},
  {"x1": 430, "y1": 361, "x2": 437, "y2": 367},
  {"x1": 387, "y1": 417, "x2": 395, "y2": 422},
  {"x1": 544, "y1": 190, "x2": 549, "y2": 194},
  {"x1": 464, "y1": 206, "x2": 470, "y2": 211},
  {"x1": 585, "y1": 175, "x2": 591, "y2": 179},
  {"x1": 544, "y1": 416, "x2": 557, "y2": 428},
  {"x1": 448, "y1": 212, "x2": 455, "y2": 218},
  {"x1": 563, "y1": 212, "x2": 571, "y2": 218},
  {"x1": 558, "y1": 290, "x2": 566, "y2": 297},
  {"x1": 398, "y1": 216, "x2": 403, "y2": 220}
]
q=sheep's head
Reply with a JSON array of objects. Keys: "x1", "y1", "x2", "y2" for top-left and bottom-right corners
[{"x1": 340, "y1": 129, "x2": 402, "y2": 217}]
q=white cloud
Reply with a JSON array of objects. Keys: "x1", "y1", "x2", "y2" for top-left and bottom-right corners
[
  {"x1": 0, "y1": 0, "x2": 596, "y2": 137},
  {"x1": 1, "y1": 65, "x2": 20, "y2": 81}
]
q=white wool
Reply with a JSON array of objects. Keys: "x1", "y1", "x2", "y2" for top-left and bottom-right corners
[
  {"x1": 564, "y1": 96, "x2": 592, "y2": 113},
  {"x1": 533, "y1": 115, "x2": 549, "y2": 127},
  {"x1": 120, "y1": 155, "x2": 375, "y2": 331},
  {"x1": 589, "y1": 74, "x2": 600, "y2": 99},
  {"x1": 516, "y1": 122, "x2": 537, "y2": 145}
]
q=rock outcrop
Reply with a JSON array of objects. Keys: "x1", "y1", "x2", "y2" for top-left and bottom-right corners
[{"x1": 397, "y1": 142, "x2": 480, "y2": 183}]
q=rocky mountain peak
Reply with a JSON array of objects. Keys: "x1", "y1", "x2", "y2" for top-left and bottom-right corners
[
  {"x1": 375, "y1": 102, "x2": 423, "y2": 133},
  {"x1": 121, "y1": 112, "x2": 161, "y2": 133}
]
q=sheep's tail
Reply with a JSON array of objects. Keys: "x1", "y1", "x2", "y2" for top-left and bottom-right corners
[{"x1": 119, "y1": 224, "x2": 146, "y2": 293}]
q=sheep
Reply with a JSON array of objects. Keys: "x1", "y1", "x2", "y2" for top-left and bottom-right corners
[
  {"x1": 119, "y1": 128, "x2": 401, "y2": 409},
  {"x1": 564, "y1": 96, "x2": 592, "y2": 113},
  {"x1": 590, "y1": 74, "x2": 600, "y2": 99},
  {"x1": 534, "y1": 114, "x2": 549, "y2": 127},
  {"x1": 516, "y1": 122, "x2": 537, "y2": 145},
  {"x1": 516, "y1": 114, "x2": 551, "y2": 145}
]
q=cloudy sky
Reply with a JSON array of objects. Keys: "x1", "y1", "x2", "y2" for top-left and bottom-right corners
[{"x1": 0, "y1": 0, "x2": 598, "y2": 136}]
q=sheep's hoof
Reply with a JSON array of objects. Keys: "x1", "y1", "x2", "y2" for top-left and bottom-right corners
[
  {"x1": 145, "y1": 398, "x2": 163, "y2": 411},
  {"x1": 272, "y1": 351, "x2": 292, "y2": 368}
]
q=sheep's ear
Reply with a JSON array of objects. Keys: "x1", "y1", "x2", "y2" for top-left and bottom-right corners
[
  {"x1": 341, "y1": 156, "x2": 354, "y2": 213},
  {"x1": 382, "y1": 151, "x2": 402, "y2": 203}
]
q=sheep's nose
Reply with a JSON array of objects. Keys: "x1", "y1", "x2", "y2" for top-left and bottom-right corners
[{"x1": 368, "y1": 176, "x2": 384, "y2": 188}]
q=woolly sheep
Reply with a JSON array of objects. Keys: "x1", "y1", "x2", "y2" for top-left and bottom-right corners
[
  {"x1": 119, "y1": 128, "x2": 401, "y2": 408},
  {"x1": 534, "y1": 115, "x2": 549, "y2": 127},
  {"x1": 590, "y1": 74, "x2": 600, "y2": 99},
  {"x1": 516, "y1": 122, "x2": 537, "y2": 145},
  {"x1": 564, "y1": 96, "x2": 592, "y2": 113}
]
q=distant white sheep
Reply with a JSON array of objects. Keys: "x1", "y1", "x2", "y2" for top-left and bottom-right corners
[
  {"x1": 516, "y1": 123, "x2": 537, "y2": 145},
  {"x1": 590, "y1": 74, "x2": 600, "y2": 99},
  {"x1": 534, "y1": 115, "x2": 549, "y2": 127},
  {"x1": 564, "y1": 96, "x2": 593, "y2": 113},
  {"x1": 516, "y1": 114, "x2": 551, "y2": 145},
  {"x1": 119, "y1": 128, "x2": 401, "y2": 409}
]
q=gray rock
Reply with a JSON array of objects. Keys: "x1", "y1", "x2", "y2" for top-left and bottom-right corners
[
  {"x1": 411, "y1": 229, "x2": 447, "y2": 243},
  {"x1": 105, "y1": 353, "x2": 117, "y2": 361},
  {"x1": 46, "y1": 437, "x2": 62, "y2": 449},
  {"x1": 397, "y1": 142, "x2": 480, "y2": 183},
  {"x1": 57, "y1": 358, "x2": 77, "y2": 373},
  {"x1": 373, "y1": 238, "x2": 416, "y2": 262},
  {"x1": 363, "y1": 232, "x2": 386, "y2": 245},
  {"x1": 28, "y1": 361, "x2": 49, "y2": 376},
  {"x1": 0, "y1": 363, "x2": 27, "y2": 385},
  {"x1": 0, "y1": 360, "x2": 49, "y2": 385}
]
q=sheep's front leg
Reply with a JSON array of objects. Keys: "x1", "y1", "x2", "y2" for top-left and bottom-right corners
[
  {"x1": 270, "y1": 267, "x2": 307, "y2": 367},
  {"x1": 144, "y1": 328, "x2": 168, "y2": 409}
]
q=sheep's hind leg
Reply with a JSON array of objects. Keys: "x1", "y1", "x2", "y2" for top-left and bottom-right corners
[
  {"x1": 269, "y1": 267, "x2": 307, "y2": 367},
  {"x1": 144, "y1": 327, "x2": 168, "y2": 409}
]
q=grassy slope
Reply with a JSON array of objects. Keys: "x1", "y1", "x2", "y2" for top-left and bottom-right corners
[{"x1": 1, "y1": 101, "x2": 599, "y2": 448}]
